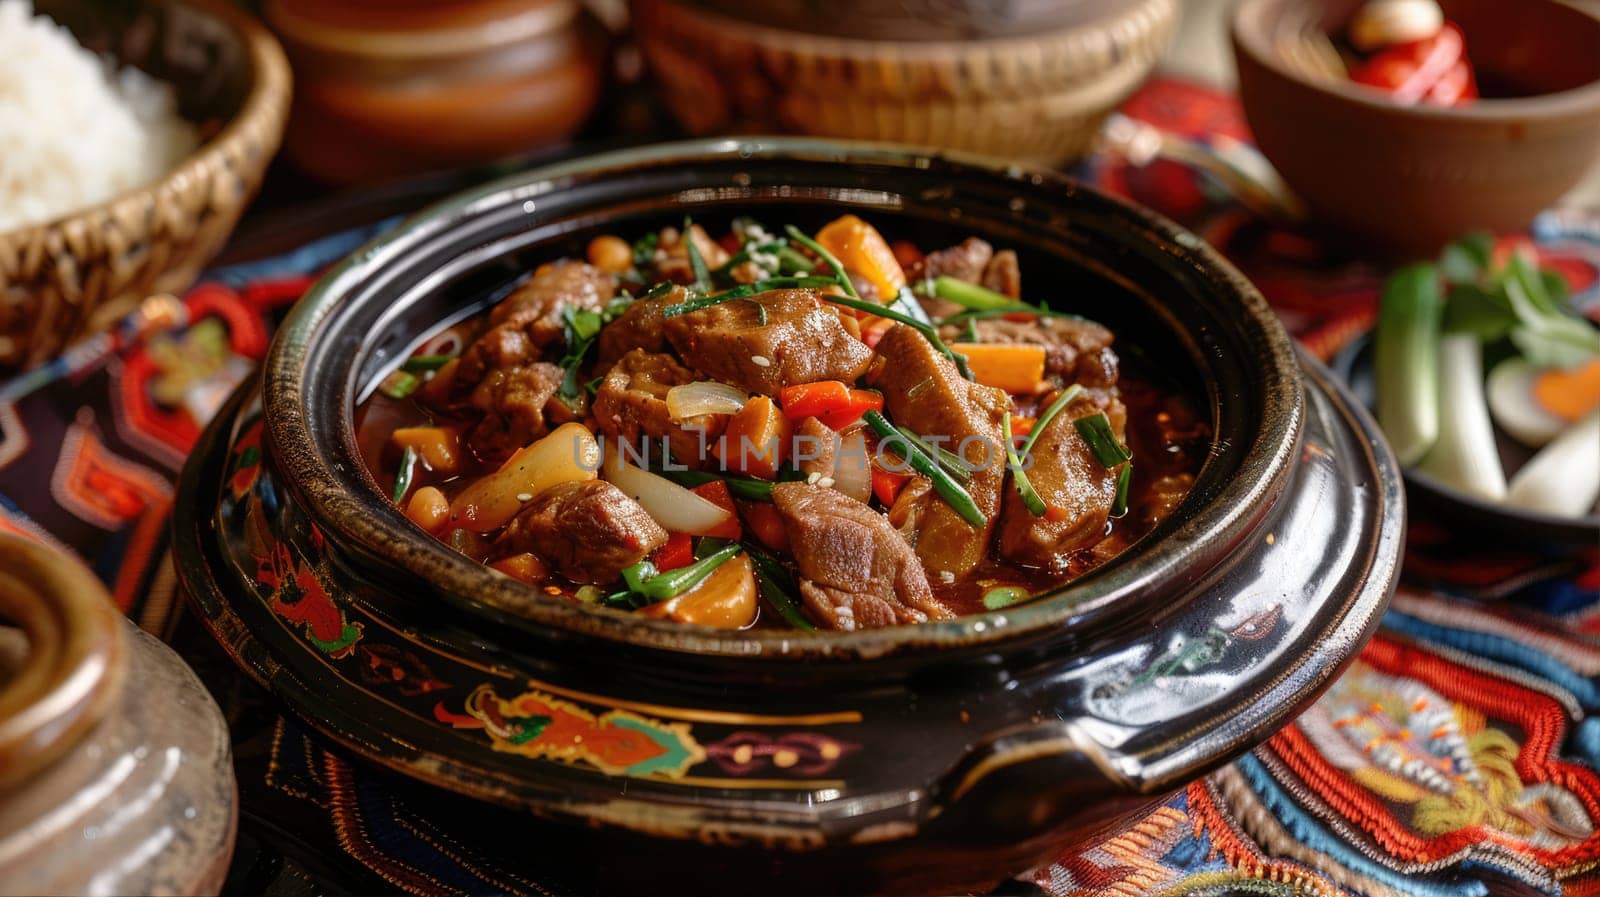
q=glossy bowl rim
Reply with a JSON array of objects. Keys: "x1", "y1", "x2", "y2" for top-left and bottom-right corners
[
  {"x1": 1230, "y1": 0, "x2": 1600, "y2": 123},
  {"x1": 262, "y1": 137, "x2": 1305, "y2": 660}
]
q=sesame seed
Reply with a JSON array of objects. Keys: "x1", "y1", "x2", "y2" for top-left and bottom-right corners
[
  {"x1": 750, "y1": 355, "x2": 772, "y2": 367},
  {"x1": 806, "y1": 471, "x2": 822, "y2": 485},
  {"x1": 515, "y1": 493, "x2": 533, "y2": 502},
  {"x1": 817, "y1": 476, "x2": 835, "y2": 489},
  {"x1": 938, "y1": 571, "x2": 955, "y2": 583}
]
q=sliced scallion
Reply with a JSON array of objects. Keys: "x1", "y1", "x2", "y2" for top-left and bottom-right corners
[
  {"x1": 932, "y1": 276, "x2": 1018, "y2": 311},
  {"x1": 379, "y1": 370, "x2": 420, "y2": 400},
  {"x1": 653, "y1": 467, "x2": 775, "y2": 501},
  {"x1": 391, "y1": 446, "x2": 416, "y2": 503},
  {"x1": 982, "y1": 585, "x2": 1030, "y2": 610},
  {"x1": 1002, "y1": 412, "x2": 1046, "y2": 517},
  {"x1": 863, "y1": 411, "x2": 986, "y2": 527},
  {"x1": 661, "y1": 276, "x2": 839, "y2": 318},
  {"x1": 401, "y1": 354, "x2": 455, "y2": 373},
  {"x1": 746, "y1": 544, "x2": 816, "y2": 631},
  {"x1": 1374, "y1": 264, "x2": 1443, "y2": 466},
  {"x1": 1110, "y1": 463, "x2": 1132, "y2": 519},
  {"x1": 1018, "y1": 384, "x2": 1084, "y2": 456},
  {"x1": 683, "y1": 217, "x2": 712, "y2": 293},
  {"x1": 1074, "y1": 413, "x2": 1131, "y2": 468},
  {"x1": 784, "y1": 225, "x2": 858, "y2": 299},
  {"x1": 821, "y1": 292, "x2": 976, "y2": 381}
]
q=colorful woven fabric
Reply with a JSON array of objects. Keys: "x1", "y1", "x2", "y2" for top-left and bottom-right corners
[
  {"x1": 1026, "y1": 77, "x2": 1600, "y2": 897},
  {"x1": 0, "y1": 77, "x2": 1596, "y2": 896}
]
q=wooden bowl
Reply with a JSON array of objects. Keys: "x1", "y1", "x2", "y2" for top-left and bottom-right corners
[
  {"x1": 0, "y1": 534, "x2": 237, "y2": 896},
  {"x1": 0, "y1": 0, "x2": 290, "y2": 369},
  {"x1": 631, "y1": 0, "x2": 1176, "y2": 166},
  {"x1": 1232, "y1": 0, "x2": 1600, "y2": 257}
]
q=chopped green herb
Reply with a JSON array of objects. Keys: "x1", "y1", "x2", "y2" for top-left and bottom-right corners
[
  {"x1": 981, "y1": 585, "x2": 1030, "y2": 610},
  {"x1": 784, "y1": 225, "x2": 859, "y2": 299},
  {"x1": 821, "y1": 292, "x2": 976, "y2": 381},
  {"x1": 379, "y1": 370, "x2": 420, "y2": 400},
  {"x1": 896, "y1": 426, "x2": 973, "y2": 484},
  {"x1": 938, "y1": 306, "x2": 1088, "y2": 326},
  {"x1": 1110, "y1": 463, "x2": 1132, "y2": 519},
  {"x1": 1074, "y1": 413, "x2": 1132, "y2": 468},
  {"x1": 746, "y1": 544, "x2": 815, "y2": 631},
  {"x1": 660, "y1": 276, "x2": 839, "y2": 317},
  {"x1": 931, "y1": 276, "x2": 1019, "y2": 311},
  {"x1": 1002, "y1": 412, "x2": 1046, "y2": 517},
  {"x1": 391, "y1": 446, "x2": 416, "y2": 503},
  {"x1": 632, "y1": 231, "x2": 660, "y2": 272},
  {"x1": 654, "y1": 467, "x2": 775, "y2": 501},
  {"x1": 863, "y1": 411, "x2": 986, "y2": 527},
  {"x1": 1018, "y1": 384, "x2": 1084, "y2": 457},
  {"x1": 684, "y1": 216, "x2": 712, "y2": 293},
  {"x1": 776, "y1": 247, "x2": 815, "y2": 275},
  {"x1": 400, "y1": 354, "x2": 454, "y2": 373}
]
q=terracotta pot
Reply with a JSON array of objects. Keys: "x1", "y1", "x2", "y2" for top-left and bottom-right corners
[
  {"x1": 174, "y1": 139, "x2": 1402, "y2": 895},
  {"x1": 1232, "y1": 0, "x2": 1600, "y2": 257},
  {"x1": 266, "y1": 0, "x2": 607, "y2": 185},
  {"x1": 0, "y1": 535, "x2": 237, "y2": 896},
  {"x1": 631, "y1": 0, "x2": 1175, "y2": 166}
]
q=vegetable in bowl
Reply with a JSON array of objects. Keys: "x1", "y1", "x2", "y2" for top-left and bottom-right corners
[
  {"x1": 1373, "y1": 232, "x2": 1600, "y2": 519},
  {"x1": 356, "y1": 215, "x2": 1212, "y2": 631}
]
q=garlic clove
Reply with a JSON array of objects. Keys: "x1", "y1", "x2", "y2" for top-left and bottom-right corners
[{"x1": 1349, "y1": 0, "x2": 1445, "y2": 52}]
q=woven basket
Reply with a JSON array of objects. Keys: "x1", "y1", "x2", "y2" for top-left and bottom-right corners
[
  {"x1": 0, "y1": 0, "x2": 291, "y2": 369},
  {"x1": 632, "y1": 0, "x2": 1175, "y2": 167}
]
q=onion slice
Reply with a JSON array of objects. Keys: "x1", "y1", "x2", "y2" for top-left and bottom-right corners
[
  {"x1": 832, "y1": 429, "x2": 872, "y2": 503},
  {"x1": 602, "y1": 449, "x2": 735, "y2": 535},
  {"x1": 666, "y1": 381, "x2": 747, "y2": 421}
]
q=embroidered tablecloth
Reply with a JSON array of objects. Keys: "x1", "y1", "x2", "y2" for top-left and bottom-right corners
[{"x1": 2, "y1": 77, "x2": 1597, "y2": 896}]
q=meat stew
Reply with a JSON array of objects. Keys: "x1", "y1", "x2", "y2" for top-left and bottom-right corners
[{"x1": 356, "y1": 216, "x2": 1210, "y2": 631}]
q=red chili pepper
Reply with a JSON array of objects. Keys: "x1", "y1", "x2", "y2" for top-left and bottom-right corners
[
  {"x1": 1349, "y1": 23, "x2": 1466, "y2": 105},
  {"x1": 688, "y1": 481, "x2": 743, "y2": 540},
  {"x1": 779, "y1": 381, "x2": 885, "y2": 430},
  {"x1": 870, "y1": 466, "x2": 910, "y2": 506},
  {"x1": 651, "y1": 532, "x2": 695, "y2": 571}
]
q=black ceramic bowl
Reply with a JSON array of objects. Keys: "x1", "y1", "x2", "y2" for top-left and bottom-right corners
[{"x1": 174, "y1": 139, "x2": 1402, "y2": 895}]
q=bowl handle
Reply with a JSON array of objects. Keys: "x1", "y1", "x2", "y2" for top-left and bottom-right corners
[{"x1": 926, "y1": 719, "x2": 1156, "y2": 849}]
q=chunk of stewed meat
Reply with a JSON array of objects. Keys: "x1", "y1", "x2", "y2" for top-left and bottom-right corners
[
  {"x1": 592, "y1": 350, "x2": 726, "y2": 468},
  {"x1": 771, "y1": 483, "x2": 952, "y2": 630},
  {"x1": 872, "y1": 323, "x2": 1009, "y2": 578},
  {"x1": 496, "y1": 480, "x2": 666, "y2": 584},
  {"x1": 663, "y1": 289, "x2": 873, "y2": 395},
  {"x1": 461, "y1": 361, "x2": 567, "y2": 465},
  {"x1": 997, "y1": 391, "x2": 1125, "y2": 573},
  {"x1": 434, "y1": 260, "x2": 617, "y2": 463},
  {"x1": 596, "y1": 287, "x2": 680, "y2": 366},
  {"x1": 939, "y1": 316, "x2": 1118, "y2": 388},
  {"x1": 488, "y1": 259, "x2": 617, "y2": 331}
]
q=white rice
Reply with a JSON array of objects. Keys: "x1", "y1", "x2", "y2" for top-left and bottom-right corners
[{"x1": 0, "y1": 0, "x2": 197, "y2": 232}]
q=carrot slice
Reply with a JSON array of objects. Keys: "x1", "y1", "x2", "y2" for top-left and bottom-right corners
[
  {"x1": 816, "y1": 214, "x2": 907, "y2": 300},
  {"x1": 740, "y1": 500, "x2": 789, "y2": 552},
  {"x1": 949, "y1": 342, "x2": 1047, "y2": 394}
]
